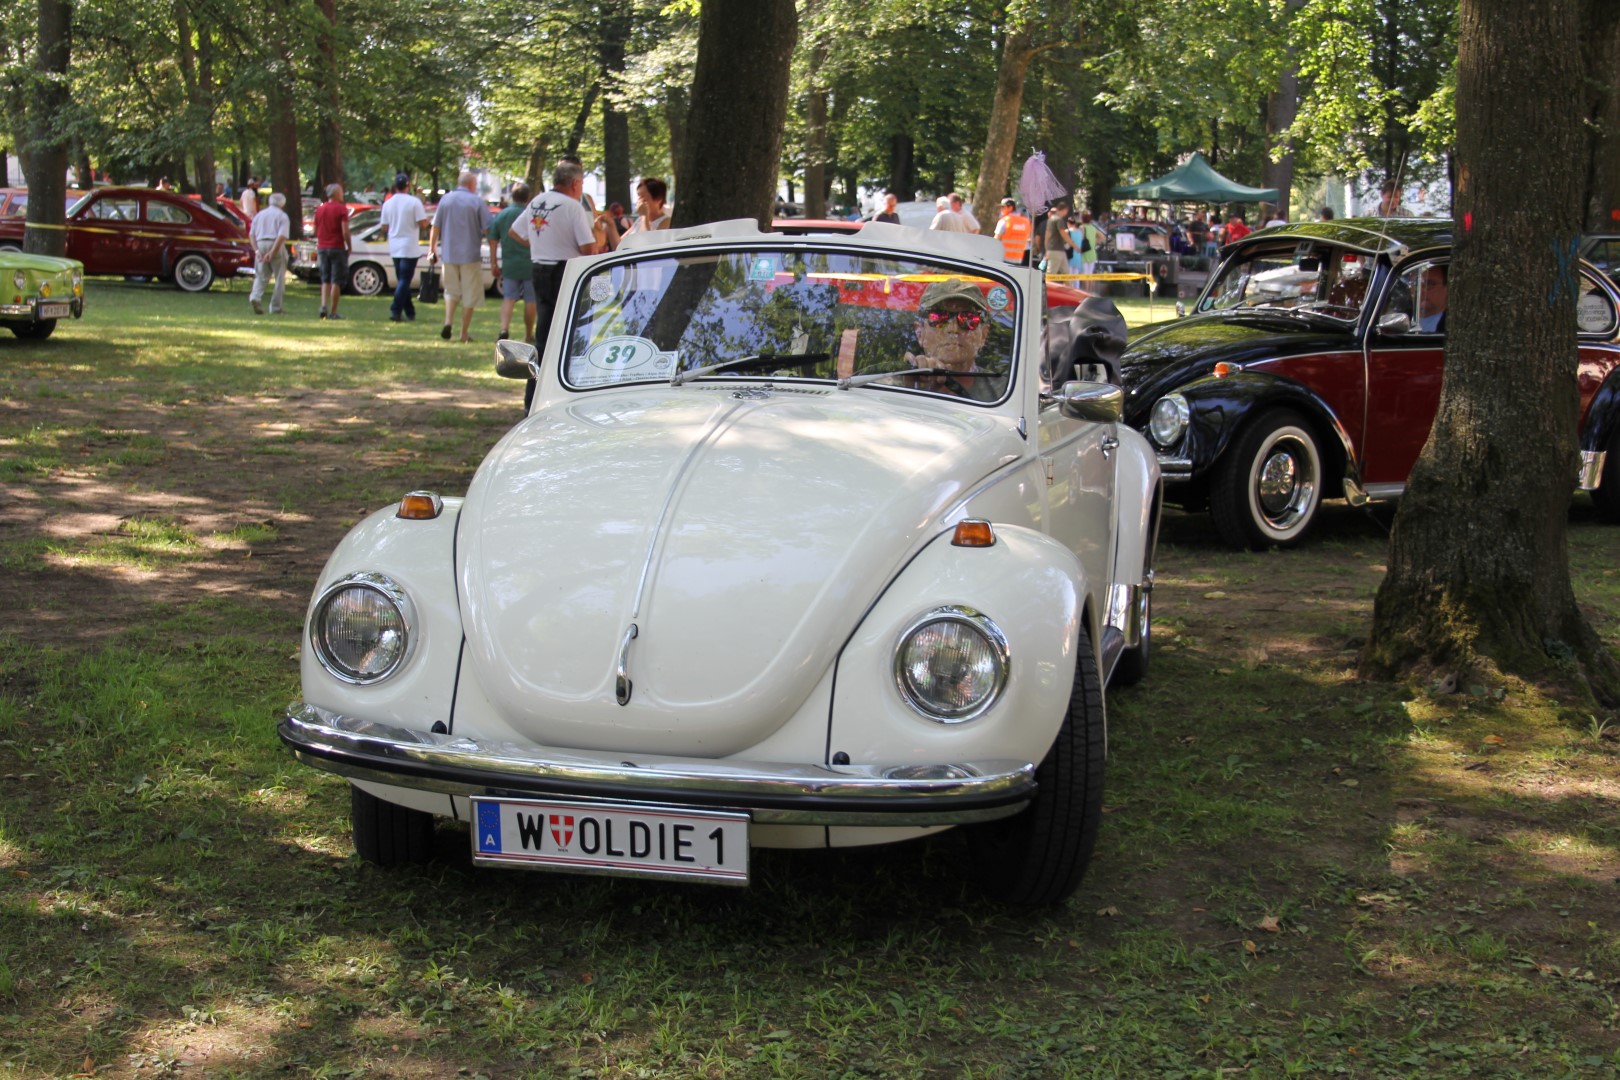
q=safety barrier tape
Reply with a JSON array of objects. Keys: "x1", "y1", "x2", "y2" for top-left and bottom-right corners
[
  {"x1": 1045, "y1": 272, "x2": 1157, "y2": 283},
  {"x1": 10, "y1": 221, "x2": 252, "y2": 245}
]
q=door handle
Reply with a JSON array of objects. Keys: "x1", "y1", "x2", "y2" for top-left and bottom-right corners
[{"x1": 1100, "y1": 435, "x2": 1119, "y2": 457}]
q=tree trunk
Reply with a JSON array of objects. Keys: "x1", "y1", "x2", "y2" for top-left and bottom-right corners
[
  {"x1": 23, "y1": 0, "x2": 70, "y2": 258},
  {"x1": 1581, "y1": 0, "x2": 1620, "y2": 232},
  {"x1": 674, "y1": 0, "x2": 797, "y2": 229},
  {"x1": 888, "y1": 133, "x2": 914, "y2": 201},
  {"x1": 523, "y1": 139, "x2": 547, "y2": 199},
  {"x1": 565, "y1": 84, "x2": 599, "y2": 158},
  {"x1": 665, "y1": 83, "x2": 688, "y2": 195},
  {"x1": 1263, "y1": 2, "x2": 1303, "y2": 221},
  {"x1": 1362, "y1": 0, "x2": 1620, "y2": 705},
  {"x1": 600, "y1": 7, "x2": 632, "y2": 216},
  {"x1": 267, "y1": 74, "x2": 301, "y2": 237},
  {"x1": 314, "y1": 0, "x2": 342, "y2": 189},
  {"x1": 802, "y1": 19, "x2": 828, "y2": 219},
  {"x1": 970, "y1": 27, "x2": 1038, "y2": 234}
]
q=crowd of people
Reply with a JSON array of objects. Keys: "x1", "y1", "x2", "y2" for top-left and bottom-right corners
[{"x1": 238, "y1": 158, "x2": 674, "y2": 347}]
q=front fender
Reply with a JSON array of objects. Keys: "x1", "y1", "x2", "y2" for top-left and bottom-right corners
[
  {"x1": 1171, "y1": 370, "x2": 1356, "y2": 489},
  {"x1": 299, "y1": 497, "x2": 466, "y2": 736},
  {"x1": 1580, "y1": 366, "x2": 1620, "y2": 454},
  {"x1": 827, "y1": 524, "x2": 1094, "y2": 772}
]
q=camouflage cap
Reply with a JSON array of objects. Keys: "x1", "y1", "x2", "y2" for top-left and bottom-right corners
[{"x1": 918, "y1": 278, "x2": 988, "y2": 312}]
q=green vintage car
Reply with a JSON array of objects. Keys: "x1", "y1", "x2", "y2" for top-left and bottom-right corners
[{"x1": 0, "y1": 251, "x2": 84, "y2": 339}]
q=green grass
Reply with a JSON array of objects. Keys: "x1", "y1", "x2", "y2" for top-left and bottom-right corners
[{"x1": 0, "y1": 281, "x2": 1616, "y2": 1077}]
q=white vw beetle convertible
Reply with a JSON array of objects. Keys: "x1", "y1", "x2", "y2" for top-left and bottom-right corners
[{"x1": 281, "y1": 219, "x2": 1161, "y2": 906}]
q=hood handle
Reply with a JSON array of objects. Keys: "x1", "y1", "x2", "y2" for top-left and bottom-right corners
[{"x1": 616, "y1": 623, "x2": 639, "y2": 706}]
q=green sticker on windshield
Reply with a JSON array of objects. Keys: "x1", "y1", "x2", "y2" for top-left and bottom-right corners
[{"x1": 748, "y1": 256, "x2": 778, "y2": 281}]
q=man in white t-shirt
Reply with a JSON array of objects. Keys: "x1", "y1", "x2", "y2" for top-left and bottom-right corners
[
  {"x1": 949, "y1": 192, "x2": 980, "y2": 233},
  {"x1": 247, "y1": 192, "x2": 290, "y2": 315},
  {"x1": 929, "y1": 195, "x2": 969, "y2": 232},
  {"x1": 508, "y1": 159, "x2": 603, "y2": 408},
  {"x1": 379, "y1": 172, "x2": 429, "y2": 323},
  {"x1": 239, "y1": 178, "x2": 259, "y2": 219}
]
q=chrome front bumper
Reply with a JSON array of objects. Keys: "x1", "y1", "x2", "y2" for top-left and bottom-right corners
[
  {"x1": 281, "y1": 702, "x2": 1036, "y2": 827},
  {"x1": 1580, "y1": 449, "x2": 1608, "y2": 491}
]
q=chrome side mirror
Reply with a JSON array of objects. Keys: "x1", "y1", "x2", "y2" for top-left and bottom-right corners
[
  {"x1": 1376, "y1": 312, "x2": 1411, "y2": 336},
  {"x1": 495, "y1": 338, "x2": 539, "y2": 380},
  {"x1": 1059, "y1": 380, "x2": 1124, "y2": 423}
]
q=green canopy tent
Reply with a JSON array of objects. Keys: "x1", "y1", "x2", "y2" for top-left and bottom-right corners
[{"x1": 1110, "y1": 152, "x2": 1278, "y2": 203}]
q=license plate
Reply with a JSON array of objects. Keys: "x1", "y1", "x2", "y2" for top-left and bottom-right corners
[
  {"x1": 37, "y1": 303, "x2": 69, "y2": 319},
  {"x1": 470, "y1": 797, "x2": 749, "y2": 884}
]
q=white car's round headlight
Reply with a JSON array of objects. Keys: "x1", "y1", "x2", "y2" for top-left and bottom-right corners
[
  {"x1": 11, "y1": 270, "x2": 25, "y2": 291},
  {"x1": 894, "y1": 607, "x2": 1009, "y2": 723},
  {"x1": 1148, "y1": 394, "x2": 1190, "y2": 447},
  {"x1": 310, "y1": 573, "x2": 413, "y2": 683}
]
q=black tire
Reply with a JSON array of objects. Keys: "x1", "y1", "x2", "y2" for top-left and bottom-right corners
[
  {"x1": 348, "y1": 261, "x2": 386, "y2": 297},
  {"x1": 968, "y1": 624, "x2": 1106, "y2": 906},
  {"x1": 1112, "y1": 587, "x2": 1150, "y2": 687},
  {"x1": 5, "y1": 320, "x2": 55, "y2": 340},
  {"x1": 1593, "y1": 428, "x2": 1620, "y2": 522},
  {"x1": 1210, "y1": 409, "x2": 1323, "y2": 549},
  {"x1": 173, "y1": 253, "x2": 214, "y2": 292},
  {"x1": 351, "y1": 784, "x2": 435, "y2": 866}
]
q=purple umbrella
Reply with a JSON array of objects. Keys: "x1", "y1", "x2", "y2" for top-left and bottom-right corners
[{"x1": 1018, "y1": 151, "x2": 1067, "y2": 214}]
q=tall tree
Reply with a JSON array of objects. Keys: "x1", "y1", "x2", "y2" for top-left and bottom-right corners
[
  {"x1": 23, "y1": 0, "x2": 70, "y2": 258},
  {"x1": 1581, "y1": 0, "x2": 1620, "y2": 233},
  {"x1": 313, "y1": 0, "x2": 342, "y2": 191},
  {"x1": 969, "y1": 6, "x2": 1076, "y2": 233},
  {"x1": 599, "y1": 5, "x2": 633, "y2": 216},
  {"x1": 1362, "y1": 0, "x2": 1620, "y2": 704},
  {"x1": 674, "y1": 0, "x2": 796, "y2": 228}
]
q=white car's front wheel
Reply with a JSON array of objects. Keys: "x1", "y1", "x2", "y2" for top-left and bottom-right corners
[
  {"x1": 968, "y1": 623, "x2": 1105, "y2": 906},
  {"x1": 348, "y1": 262, "x2": 386, "y2": 297},
  {"x1": 351, "y1": 784, "x2": 435, "y2": 866}
]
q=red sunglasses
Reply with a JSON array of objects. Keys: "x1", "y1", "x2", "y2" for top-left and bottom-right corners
[{"x1": 924, "y1": 310, "x2": 983, "y2": 329}]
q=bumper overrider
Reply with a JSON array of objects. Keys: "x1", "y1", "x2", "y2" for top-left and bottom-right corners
[{"x1": 280, "y1": 702, "x2": 1038, "y2": 827}]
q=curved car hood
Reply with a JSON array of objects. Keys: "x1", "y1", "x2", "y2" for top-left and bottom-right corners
[
  {"x1": 1121, "y1": 315, "x2": 1354, "y2": 425},
  {"x1": 2, "y1": 252, "x2": 80, "y2": 274},
  {"x1": 457, "y1": 386, "x2": 1021, "y2": 755}
]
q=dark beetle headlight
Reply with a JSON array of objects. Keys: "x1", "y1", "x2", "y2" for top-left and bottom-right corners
[
  {"x1": 1148, "y1": 394, "x2": 1190, "y2": 447},
  {"x1": 894, "y1": 607, "x2": 1009, "y2": 723},
  {"x1": 310, "y1": 572, "x2": 414, "y2": 684}
]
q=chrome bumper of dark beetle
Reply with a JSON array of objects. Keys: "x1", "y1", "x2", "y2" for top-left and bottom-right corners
[
  {"x1": 280, "y1": 702, "x2": 1036, "y2": 826},
  {"x1": 1155, "y1": 454, "x2": 1194, "y2": 477},
  {"x1": 1580, "y1": 449, "x2": 1607, "y2": 491}
]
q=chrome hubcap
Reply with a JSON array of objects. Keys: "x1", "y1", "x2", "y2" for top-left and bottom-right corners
[{"x1": 1257, "y1": 451, "x2": 1299, "y2": 515}]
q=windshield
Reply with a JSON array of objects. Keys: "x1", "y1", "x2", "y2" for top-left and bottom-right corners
[
  {"x1": 1199, "y1": 241, "x2": 1374, "y2": 321},
  {"x1": 562, "y1": 248, "x2": 1020, "y2": 403}
]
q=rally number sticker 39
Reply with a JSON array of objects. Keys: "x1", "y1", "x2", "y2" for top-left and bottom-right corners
[{"x1": 470, "y1": 797, "x2": 750, "y2": 885}]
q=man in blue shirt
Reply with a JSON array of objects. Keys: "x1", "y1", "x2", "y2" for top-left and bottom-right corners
[{"x1": 429, "y1": 171, "x2": 494, "y2": 342}]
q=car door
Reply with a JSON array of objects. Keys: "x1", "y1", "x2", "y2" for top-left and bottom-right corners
[
  {"x1": 1360, "y1": 258, "x2": 1448, "y2": 489},
  {"x1": 69, "y1": 194, "x2": 142, "y2": 273},
  {"x1": 1037, "y1": 295, "x2": 1117, "y2": 590}
]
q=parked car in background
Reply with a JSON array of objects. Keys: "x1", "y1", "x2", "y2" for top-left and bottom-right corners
[
  {"x1": 290, "y1": 213, "x2": 492, "y2": 297},
  {"x1": 185, "y1": 193, "x2": 252, "y2": 229},
  {"x1": 0, "y1": 188, "x2": 88, "y2": 220},
  {"x1": 279, "y1": 220, "x2": 1160, "y2": 907},
  {"x1": 1582, "y1": 234, "x2": 1620, "y2": 286},
  {"x1": 0, "y1": 251, "x2": 84, "y2": 339},
  {"x1": 1118, "y1": 217, "x2": 1620, "y2": 548},
  {"x1": 0, "y1": 187, "x2": 250, "y2": 291}
]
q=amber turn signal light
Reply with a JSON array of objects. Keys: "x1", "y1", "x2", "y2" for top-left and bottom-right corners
[
  {"x1": 951, "y1": 519, "x2": 996, "y2": 547},
  {"x1": 397, "y1": 491, "x2": 443, "y2": 520}
]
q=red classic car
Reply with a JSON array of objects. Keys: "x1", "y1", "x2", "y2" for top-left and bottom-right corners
[
  {"x1": 1118, "y1": 218, "x2": 1620, "y2": 547},
  {"x1": 0, "y1": 186, "x2": 251, "y2": 291},
  {"x1": 0, "y1": 187, "x2": 89, "y2": 220}
]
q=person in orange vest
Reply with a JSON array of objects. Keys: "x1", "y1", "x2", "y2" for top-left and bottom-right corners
[{"x1": 993, "y1": 197, "x2": 1032, "y2": 265}]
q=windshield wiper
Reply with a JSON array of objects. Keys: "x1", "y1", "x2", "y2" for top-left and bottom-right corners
[
  {"x1": 838, "y1": 367, "x2": 960, "y2": 390},
  {"x1": 670, "y1": 351, "x2": 830, "y2": 387}
]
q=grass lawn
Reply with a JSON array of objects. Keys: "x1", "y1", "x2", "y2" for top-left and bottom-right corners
[{"x1": 0, "y1": 278, "x2": 1616, "y2": 1078}]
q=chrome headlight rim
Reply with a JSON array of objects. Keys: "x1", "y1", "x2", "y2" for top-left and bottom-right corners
[
  {"x1": 893, "y1": 605, "x2": 1010, "y2": 724},
  {"x1": 11, "y1": 270, "x2": 25, "y2": 291},
  {"x1": 1148, "y1": 393, "x2": 1191, "y2": 447},
  {"x1": 309, "y1": 571, "x2": 416, "y2": 685}
]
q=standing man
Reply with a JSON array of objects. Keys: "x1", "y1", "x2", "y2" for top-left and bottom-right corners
[
  {"x1": 489, "y1": 182, "x2": 536, "y2": 343},
  {"x1": 379, "y1": 172, "x2": 428, "y2": 323},
  {"x1": 929, "y1": 196, "x2": 968, "y2": 232},
  {"x1": 509, "y1": 159, "x2": 603, "y2": 409},
  {"x1": 1224, "y1": 211, "x2": 1251, "y2": 244},
  {"x1": 873, "y1": 192, "x2": 901, "y2": 224},
  {"x1": 313, "y1": 182, "x2": 352, "y2": 320},
  {"x1": 239, "y1": 177, "x2": 259, "y2": 219},
  {"x1": 1042, "y1": 200, "x2": 1073, "y2": 276},
  {"x1": 948, "y1": 192, "x2": 979, "y2": 233},
  {"x1": 429, "y1": 171, "x2": 495, "y2": 342},
  {"x1": 247, "y1": 191, "x2": 290, "y2": 315},
  {"x1": 1076, "y1": 211, "x2": 1104, "y2": 278},
  {"x1": 992, "y1": 198, "x2": 1031, "y2": 264}
]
